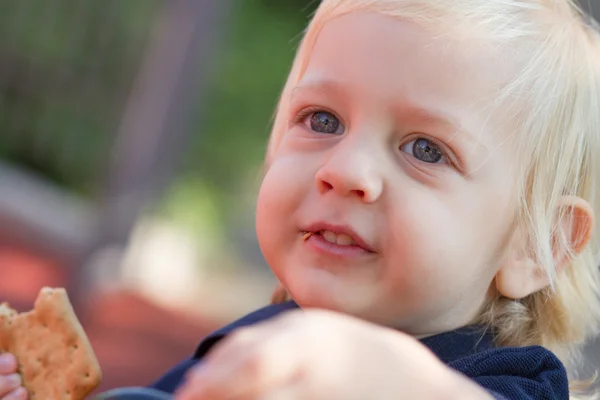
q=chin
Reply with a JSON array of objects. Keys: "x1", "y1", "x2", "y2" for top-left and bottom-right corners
[
  {"x1": 288, "y1": 281, "x2": 372, "y2": 318},
  {"x1": 286, "y1": 280, "x2": 342, "y2": 310}
]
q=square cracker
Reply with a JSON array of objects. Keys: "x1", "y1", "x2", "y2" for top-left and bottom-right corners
[{"x1": 0, "y1": 287, "x2": 102, "y2": 400}]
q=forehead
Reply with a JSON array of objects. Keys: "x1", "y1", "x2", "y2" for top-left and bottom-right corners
[{"x1": 299, "y1": 12, "x2": 516, "y2": 141}]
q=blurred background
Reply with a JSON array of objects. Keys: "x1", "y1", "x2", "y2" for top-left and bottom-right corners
[
  {"x1": 0, "y1": 0, "x2": 319, "y2": 392},
  {"x1": 1, "y1": 0, "x2": 600, "y2": 395}
]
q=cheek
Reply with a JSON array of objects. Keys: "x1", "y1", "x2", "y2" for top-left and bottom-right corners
[
  {"x1": 382, "y1": 188, "x2": 510, "y2": 293},
  {"x1": 256, "y1": 157, "x2": 312, "y2": 263},
  {"x1": 256, "y1": 170, "x2": 285, "y2": 258}
]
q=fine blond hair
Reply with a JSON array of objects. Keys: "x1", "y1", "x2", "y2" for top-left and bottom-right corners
[{"x1": 265, "y1": 0, "x2": 600, "y2": 395}]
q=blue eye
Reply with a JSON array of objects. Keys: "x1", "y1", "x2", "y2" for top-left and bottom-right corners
[
  {"x1": 401, "y1": 138, "x2": 446, "y2": 164},
  {"x1": 305, "y1": 111, "x2": 345, "y2": 135}
]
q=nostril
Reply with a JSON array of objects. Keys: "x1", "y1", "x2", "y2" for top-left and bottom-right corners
[{"x1": 318, "y1": 179, "x2": 334, "y2": 192}]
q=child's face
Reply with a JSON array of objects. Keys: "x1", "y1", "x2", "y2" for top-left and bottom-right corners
[{"x1": 256, "y1": 12, "x2": 520, "y2": 335}]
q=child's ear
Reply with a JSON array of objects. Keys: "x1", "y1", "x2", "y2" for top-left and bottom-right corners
[{"x1": 495, "y1": 196, "x2": 594, "y2": 300}]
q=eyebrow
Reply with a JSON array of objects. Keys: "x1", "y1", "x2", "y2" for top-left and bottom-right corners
[
  {"x1": 290, "y1": 79, "x2": 349, "y2": 104},
  {"x1": 403, "y1": 106, "x2": 464, "y2": 142}
]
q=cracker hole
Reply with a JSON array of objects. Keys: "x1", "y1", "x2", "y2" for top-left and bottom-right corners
[{"x1": 72, "y1": 344, "x2": 79, "y2": 350}]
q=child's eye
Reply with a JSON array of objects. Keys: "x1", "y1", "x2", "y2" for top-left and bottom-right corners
[
  {"x1": 400, "y1": 138, "x2": 447, "y2": 164},
  {"x1": 300, "y1": 110, "x2": 345, "y2": 135}
]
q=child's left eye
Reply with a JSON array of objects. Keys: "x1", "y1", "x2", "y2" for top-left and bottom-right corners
[
  {"x1": 301, "y1": 110, "x2": 345, "y2": 135},
  {"x1": 400, "y1": 138, "x2": 447, "y2": 164}
]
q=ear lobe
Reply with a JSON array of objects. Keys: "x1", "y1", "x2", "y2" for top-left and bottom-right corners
[
  {"x1": 495, "y1": 256, "x2": 550, "y2": 300},
  {"x1": 495, "y1": 195, "x2": 594, "y2": 300}
]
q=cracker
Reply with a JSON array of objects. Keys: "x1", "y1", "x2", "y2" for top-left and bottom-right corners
[{"x1": 0, "y1": 287, "x2": 102, "y2": 400}]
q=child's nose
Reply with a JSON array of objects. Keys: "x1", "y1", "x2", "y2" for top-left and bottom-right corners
[{"x1": 315, "y1": 146, "x2": 384, "y2": 203}]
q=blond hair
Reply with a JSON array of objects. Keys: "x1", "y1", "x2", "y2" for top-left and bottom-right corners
[{"x1": 265, "y1": 0, "x2": 600, "y2": 395}]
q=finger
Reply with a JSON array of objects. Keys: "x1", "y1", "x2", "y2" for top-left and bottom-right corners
[
  {"x1": 4, "y1": 387, "x2": 28, "y2": 400},
  {"x1": 177, "y1": 368, "x2": 301, "y2": 400},
  {"x1": 174, "y1": 329, "x2": 260, "y2": 400},
  {"x1": 257, "y1": 378, "x2": 312, "y2": 400},
  {"x1": 0, "y1": 354, "x2": 17, "y2": 375},
  {"x1": 0, "y1": 375, "x2": 22, "y2": 397},
  {"x1": 178, "y1": 328, "x2": 302, "y2": 399}
]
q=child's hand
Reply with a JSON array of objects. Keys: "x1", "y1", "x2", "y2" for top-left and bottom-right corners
[
  {"x1": 174, "y1": 310, "x2": 493, "y2": 400},
  {"x1": 0, "y1": 354, "x2": 27, "y2": 400}
]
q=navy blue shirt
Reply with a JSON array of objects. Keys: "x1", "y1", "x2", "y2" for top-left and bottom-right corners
[{"x1": 149, "y1": 301, "x2": 568, "y2": 399}]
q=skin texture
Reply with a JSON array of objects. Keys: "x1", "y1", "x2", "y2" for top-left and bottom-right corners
[
  {"x1": 256, "y1": 12, "x2": 521, "y2": 336},
  {"x1": 172, "y1": 12, "x2": 593, "y2": 400},
  {"x1": 175, "y1": 310, "x2": 493, "y2": 400},
  {"x1": 3, "y1": 11, "x2": 595, "y2": 400},
  {"x1": 0, "y1": 354, "x2": 26, "y2": 400},
  {"x1": 174, "y1": 12, "x2": 517, "y2": 400}
]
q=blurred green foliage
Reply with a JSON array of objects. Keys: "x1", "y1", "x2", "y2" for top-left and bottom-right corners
[
  {"x1": 0, "y1": 0, "x2": 159, "y2": 195},
  {"x1": 181, "y1": 1, "x2": 317, "y2": 211},
  {"x1": 0, "y1": 0, "x2": 316, "y2": 225},
  {"x1": 164, "y1": 0, "x2": 318, "y2": 236}
]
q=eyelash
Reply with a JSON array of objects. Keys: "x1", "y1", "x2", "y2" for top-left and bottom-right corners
[
  {"x1": 292, "y1": 106, "x2": 454, "y2": 167},
  {"x1": 292, "y1": 106, "x2": 338, "y2": 125}
]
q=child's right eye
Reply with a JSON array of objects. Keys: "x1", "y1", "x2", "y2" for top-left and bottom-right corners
[{"x1": 298, "y1": 108, "x2": 345, "y2": 135}]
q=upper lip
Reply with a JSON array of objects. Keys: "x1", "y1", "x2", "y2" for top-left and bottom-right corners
[{"x1": 302, "y1": 222, "x2": 377, "y2": 253}]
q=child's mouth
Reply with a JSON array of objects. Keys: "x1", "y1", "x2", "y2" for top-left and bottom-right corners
[{"x1": 302, "y1": 230, "x2": 358, "y2": 247}]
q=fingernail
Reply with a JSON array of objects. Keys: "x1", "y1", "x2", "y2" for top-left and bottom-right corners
[
  {"x1": 6, "y1": 387, "x2": 27, "y2": 400},
  {"x1": 0, "y1": 353, "x2": 13, "y2": 366},
  {"x1": 5, "y1": 374, "x2": 21, "y2": 387}
]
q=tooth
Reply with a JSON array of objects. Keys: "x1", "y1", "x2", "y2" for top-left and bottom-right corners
[
  {"x1": 336, "y1": 234, "x2": 353, "y2": 246},
  {"x1": 322, "y1": 230, "x2": 338, "y2": 244}
]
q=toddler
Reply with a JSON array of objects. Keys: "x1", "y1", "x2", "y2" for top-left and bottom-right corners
[{"x1": 2, "y1": 0, "x2": 600, "y2": 398}]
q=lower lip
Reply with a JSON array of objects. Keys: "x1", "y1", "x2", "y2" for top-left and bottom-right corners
[{"x1": 303, "y1": 233, "x2": 373, "y2": 258}]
